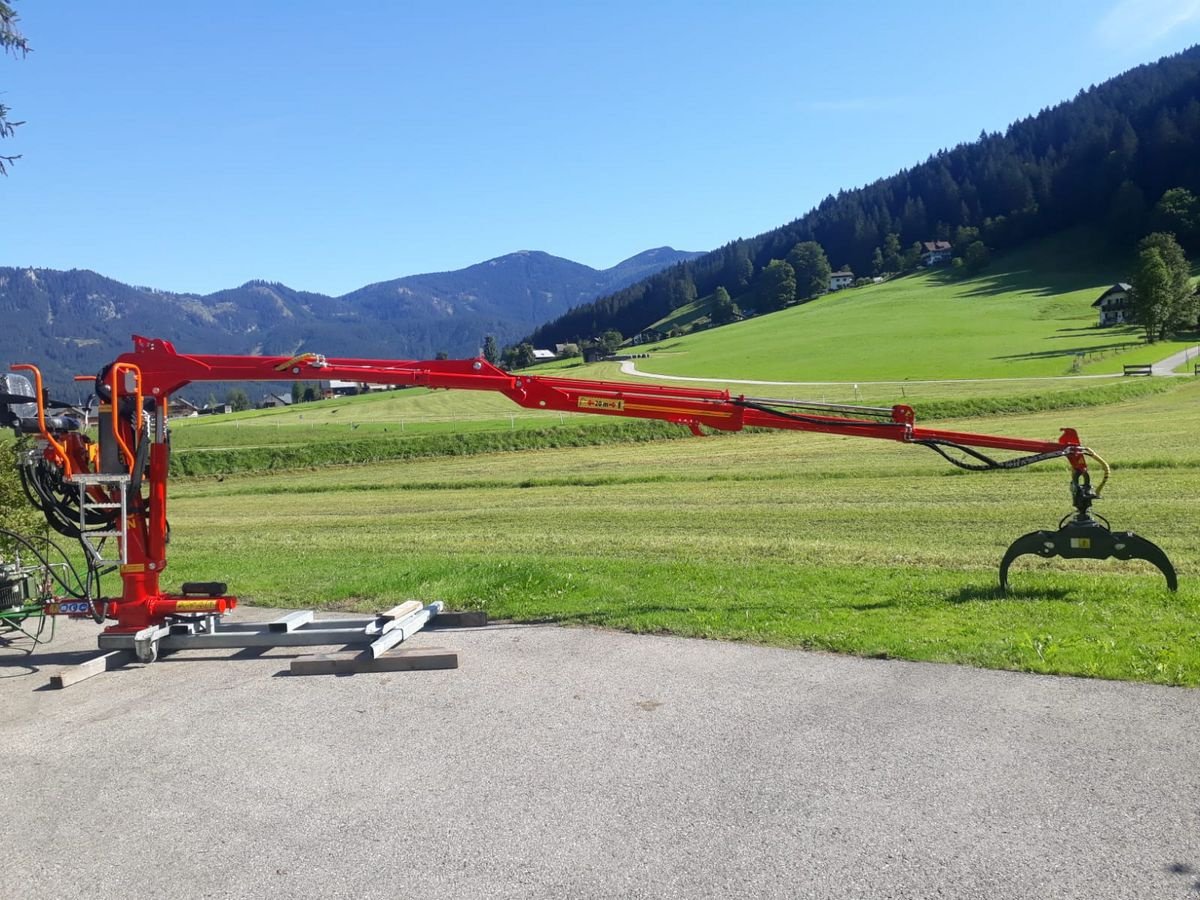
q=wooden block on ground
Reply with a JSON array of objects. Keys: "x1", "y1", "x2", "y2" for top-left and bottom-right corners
[
  {"x1": 49, "y1": 650, "x2": 134, "y2": 689},
  {"x1": 376, "y1": 600, "x2": 423, "y2": 620},
  {"x1": 429, "y1": 610, "x2": 488, "y2": 628},
  {"x1": 290, "y1": 647, "x2": 459, "y2": 676}
]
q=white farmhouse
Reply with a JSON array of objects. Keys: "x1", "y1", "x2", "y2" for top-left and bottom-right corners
[
  {"x1": 829, "y1": 270, "x2": 854, "y2": 291},
  {"x1": 1091, "y1": 283, "x2": 1132, "y2": 327}
]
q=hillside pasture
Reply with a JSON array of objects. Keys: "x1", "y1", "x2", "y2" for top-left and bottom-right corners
[{"x1": 627, "y1": 234, "x2": 1198, "y2": 382}]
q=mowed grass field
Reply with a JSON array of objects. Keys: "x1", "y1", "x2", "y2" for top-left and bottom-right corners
[
  {"x1": 163, "y1": 369, "x2": 1180, "y2": 479},
  {"x1": 629, "y1": 232, "x2": 1199, "y2": 382},
  {"x1": 163, "y1": 379, "x2": 1200, "y2": 685},
  {"x1": 166, "y1": 356, "x2": 1182, "y2": 462}
]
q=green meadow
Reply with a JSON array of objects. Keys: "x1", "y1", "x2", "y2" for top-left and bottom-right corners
[{"x1": 162, "y1": 379, "x2": 1200, "y2": 685}]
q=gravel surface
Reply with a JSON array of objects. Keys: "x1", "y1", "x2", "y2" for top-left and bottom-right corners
[{"x1": 3, "y1": 611, "x2": 1199, "y2": 899}]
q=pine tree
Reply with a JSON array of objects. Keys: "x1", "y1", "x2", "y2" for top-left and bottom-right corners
[
  {"x1": 871, "y1": 247, "x2": 884, "y2": 276},
  {"x1": 883, "y1": 233, "x2": 903, "y2": 273},
  {"x1": 736, "y1": 257, "x2": 754, "y2": 289},
  {"x1": 1152, "y1": 187, "x2": 1200, "y2": 252},
  {"x1": 0, "y1": 1, "x2": 29, "y2": 174},
  {"x1": 1105, "y1": 180, "x2": 1148, "y2": 248}
]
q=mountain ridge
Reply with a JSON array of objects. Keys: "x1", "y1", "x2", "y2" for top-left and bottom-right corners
[{"x1": 0, "y1": 247, "x2": 702, "y2": 395}]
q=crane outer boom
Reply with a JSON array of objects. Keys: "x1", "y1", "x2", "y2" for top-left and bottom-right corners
[{"x1": 117, "y1": 335, "x2": 1086, "y2": 466}]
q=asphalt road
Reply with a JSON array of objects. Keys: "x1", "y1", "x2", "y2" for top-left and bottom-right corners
[
  {"x1": 1153, "y1": 345, "x2": 1200, "y2": 375},
  {"x1": 619, "y1": 344, "x2": 1200, "y2": 385},
  {"x1": 2, "y1": 612, "x2": 1199, "y2": 900}
]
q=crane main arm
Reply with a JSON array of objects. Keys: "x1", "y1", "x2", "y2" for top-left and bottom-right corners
[
  {"x1": 116, "y1": 335, "x2": 1083, "y2": 452},
  {"x1": 2, "y1": 335, "x2": 1178, "y2": 641}
]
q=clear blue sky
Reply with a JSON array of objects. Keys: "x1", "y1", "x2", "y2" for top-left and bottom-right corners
[{"x1": 4, "y1": 0, "x2": 1200, "y2": 296}]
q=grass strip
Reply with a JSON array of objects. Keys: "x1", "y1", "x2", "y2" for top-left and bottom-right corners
[
  {"x1": 170, "y1": 419, "x2": 689, "y2": 476},
  {"x1": 908, "y1": 376, "x2": 1179, "y2": 420},
  {"x1": 171, "y1": 377, "x2": 1188, "y2": 477}
]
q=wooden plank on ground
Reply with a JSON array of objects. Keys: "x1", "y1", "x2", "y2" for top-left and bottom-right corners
[
  {"x1": 48, "y1": 650, "x2": 135, "y2": 689},
  {"x1": 364, "y1": 600, "x2": 426, "y2": 635},
  {"x1": 290, "y1": 647, "x2": 458, "y2": 676},
  {"x1": 376, "y1": 600, "x2": 423, "y2": 620}
]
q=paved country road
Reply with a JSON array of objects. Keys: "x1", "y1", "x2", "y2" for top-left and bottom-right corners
[
  {"x1": 619, "y1": 345, "x2": 1200, "y2": 386},
  {"x1": 3, "y1": 613, "x2": 1199, "y2": 900},
  {"x1": 1153, "y1": 345, "x2": 1200, "y2": 375}
]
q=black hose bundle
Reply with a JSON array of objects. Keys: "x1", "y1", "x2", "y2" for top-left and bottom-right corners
[{"x1": 0, "y1": 527, "x2": 109, "y2": 623}]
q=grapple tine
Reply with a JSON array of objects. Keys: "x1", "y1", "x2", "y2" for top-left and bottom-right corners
[
  {"x1": 999, "y1": 530, "x2": 1055, "y2": 593},
  {"x1": 1108, "y1": 532, "x2": 1178, "y2": 592}
]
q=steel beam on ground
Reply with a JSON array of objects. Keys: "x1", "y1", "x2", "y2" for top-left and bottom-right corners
[
  {"x1": 155, "y1": 627, "x2": 374, "y2": 650},
  {"x1": 268, "y1": 610, "x2": 315, "y2": 633}
]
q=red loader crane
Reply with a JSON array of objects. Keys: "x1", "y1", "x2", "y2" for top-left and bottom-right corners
[{"x1": 0, "y1": 336, "x2": 1178, "y2": 671}]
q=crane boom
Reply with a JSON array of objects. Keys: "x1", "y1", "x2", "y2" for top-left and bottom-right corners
[{"x1": 116, "y1": 335, "x2": 1076, "y2": 456}]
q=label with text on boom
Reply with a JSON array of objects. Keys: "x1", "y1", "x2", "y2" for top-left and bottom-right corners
[
  {"x1": 578, "y1": 397, "x2": 624, "y2": 412},
  {"x1": 45, "y1": 601, "x2": 92, "y2": 616}
]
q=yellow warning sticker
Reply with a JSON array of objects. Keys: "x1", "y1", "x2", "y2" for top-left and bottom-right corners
[
  {"x1": 578, "y1": 397, "x2": 624, "y2": 412},
  {"x1": 174, "y1": 599, "x2": 220, "y2": 611},
  {"x1": 1069, "y1": 538, "x2": 1091, "y2": 549}
]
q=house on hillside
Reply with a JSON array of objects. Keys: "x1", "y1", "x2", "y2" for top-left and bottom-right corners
[
  {"x1": 1092, "y1": 283, "x2": 1132, "y2": 327},
  {"x1": 57, "y1": 404, "x2": 94, "y2": 429},
  {"x1": 829, "y1": 270, "x2": 854, "y2": 291},
  {"x1": 531, "y1": 349, "x2": 557, "y2": 362},
  {"x1": 635, "y1": 329, "x2": 665, "y2": 345},
  {"x1": 321, "y1": 380, "x2": 362, "y2": 399},
  {"x1": 259, "y1": 392, "x2": 292, "y2": 409},
  {"x1": 921, "y1": 241, "x2": 953, "y2": 266},
  {"x1": 169, "y1": 397, "x2": 202, "y2": 419}
]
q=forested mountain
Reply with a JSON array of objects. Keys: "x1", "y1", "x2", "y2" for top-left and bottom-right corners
[
  {"x1": 528, "y1": 45, "x2": 1200, "y2": 348},
  {"x1": 0, "y1": 247, "x2": 700, "y2": 395}
]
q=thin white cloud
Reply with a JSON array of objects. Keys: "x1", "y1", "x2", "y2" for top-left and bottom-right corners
[{"x1": 1095, "y1": 0, "x2": 1200, "y2": 49}]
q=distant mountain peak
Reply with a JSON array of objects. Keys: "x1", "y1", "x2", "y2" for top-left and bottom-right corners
[{"x1": 1, "y1": 245, "x2": 696, "y2": 394}]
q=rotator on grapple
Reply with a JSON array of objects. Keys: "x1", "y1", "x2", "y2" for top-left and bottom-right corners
[{"x1": 0, "y1": 336, "x2": 1179, "y2": 668}]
